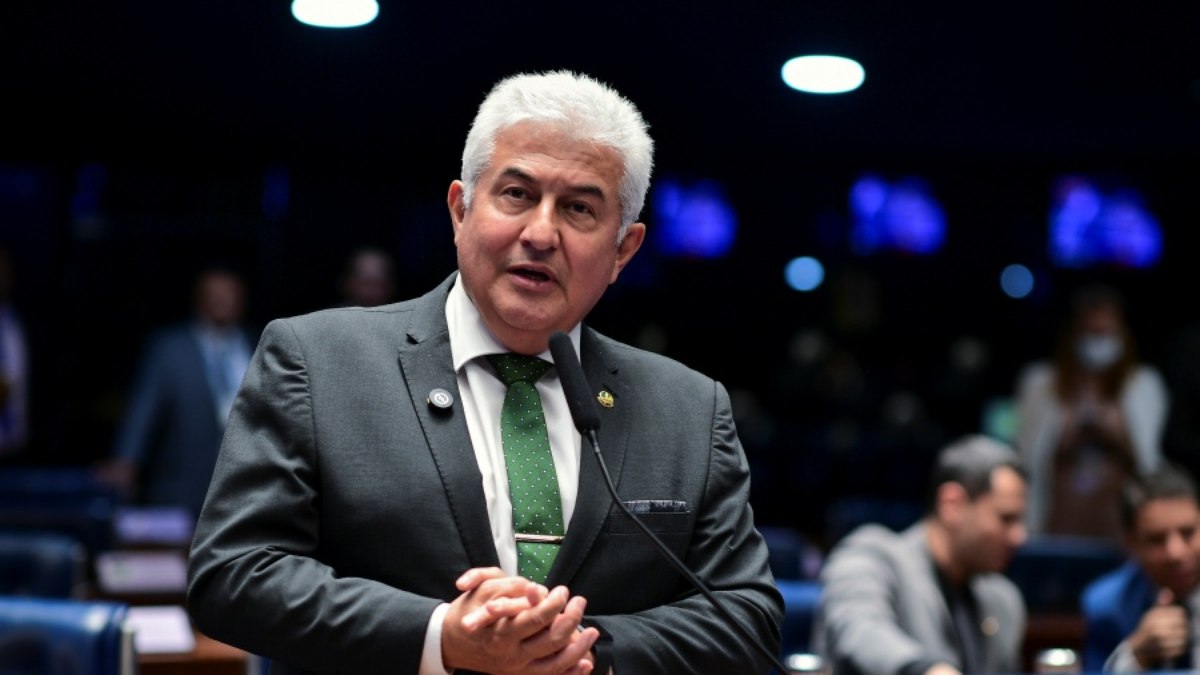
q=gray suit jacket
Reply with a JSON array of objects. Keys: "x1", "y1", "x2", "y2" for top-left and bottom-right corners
[
  {"x1": 187, "y1": 274, "x2": 783, "y2": 674},
  {"x1": 813, "y1": 522, "x2": 1025, "y2": 675}
]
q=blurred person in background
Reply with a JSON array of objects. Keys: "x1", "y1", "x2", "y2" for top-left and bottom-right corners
[
  {"x1": 1082, "y1": 463, "x2": 1200, "y2": 672},
  {"x1": 339, "y1": 246, "x2": 398, "y2": 308},
  {"x1": 1015, "y1": 284, "x2": 1168, "y2": 541},
  {"x1": 94, "y1": 266, "x2": 255, "y2": 521},
  {"x1": 0, "y1": 249, "x2": 29, "y2": 459},
  {"x1": 813, "y1": 434, "x2": 1029, "y2": 675}
]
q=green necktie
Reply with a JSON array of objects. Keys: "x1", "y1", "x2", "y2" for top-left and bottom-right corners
[{"x1": 487, "y1": 353, "x2": 564, "y2": 583}]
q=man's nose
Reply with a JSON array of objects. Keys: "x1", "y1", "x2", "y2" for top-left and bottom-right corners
[{"x1": 521, "y1": 201, "x2": 560, "y2": 249}]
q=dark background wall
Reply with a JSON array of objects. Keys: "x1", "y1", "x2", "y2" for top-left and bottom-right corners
[{"x1": 3, "y1": 1, "x2": 1198, "y2": 539}]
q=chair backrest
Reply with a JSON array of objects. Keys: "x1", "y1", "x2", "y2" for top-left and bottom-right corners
[
  {"x1": 776, "y1": 578, "x2": 823, "y2": 658},
  {"x1": 0, "y1": 596, "x2": 134, "y2": 675},
  {"x1": 1004, "y1": 534, "x2": 1127, "y2": 613},
  {"x1": 759, "y1": 525, "x2": 822, "y2": 580},
  {"x1": 824, "y1": 496, "x2": 923, "y2": 546},
  {"x1": 0, "y1": 467, "x2": 120, "y2": 555},
  {"x1": 0, "y1": 530, "x2": 87, "y2": 598}
]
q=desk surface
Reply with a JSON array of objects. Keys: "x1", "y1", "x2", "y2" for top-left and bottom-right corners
[{"x1": 138, "y1": 631, "x2": 251, "y2": 675}]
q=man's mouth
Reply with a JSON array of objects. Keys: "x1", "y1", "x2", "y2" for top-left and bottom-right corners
[{"x1": 512, "y1": 268, "x2": 551, "y2": 282}]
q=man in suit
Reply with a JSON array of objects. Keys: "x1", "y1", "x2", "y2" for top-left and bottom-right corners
[
  {"x1": 1082, "y1": 463, "x2": 1200, "y2": 672},
  {"x1": 187, "y1": 71, "x2": 783, "y2": 675},
  {"x1": 814, "y1": 435, "x2": 1029, "y2": 675},
  {"x1": 96, "y1": 267, "x2": 254, "y2": 521}
]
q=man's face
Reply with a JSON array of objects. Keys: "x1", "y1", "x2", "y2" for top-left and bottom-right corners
[
  {"x1": 196, "y1": 272, "x2": 245, "y2": 328},
  {"x1": 1129, "y1": 498, "x2": 1200, "y2": 599},
  {"x1": 954, "y1": 467, "x2": 1028, "y2": 575},
  {"x1": 448, "y1": 122, "x2": 644, "y2": 354}
]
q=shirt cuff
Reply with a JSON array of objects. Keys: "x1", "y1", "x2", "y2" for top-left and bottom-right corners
[
  {"x1": 1105, "y1": 640, "x2": 1146, "y2": 673},
  {"x1": 419, "y1": 603, "x2": 453, "y2": 675}
]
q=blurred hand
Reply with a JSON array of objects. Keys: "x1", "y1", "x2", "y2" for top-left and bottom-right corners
[
  {"x1": 1131, "y1": 588, "x2": 1189, "y2": 668},
  {"x1": 442, "y1": 567, "x2": 598, "y2": 675},
  {"x1": 923, "y1": 663, "x2": 962, "y2": 675}
]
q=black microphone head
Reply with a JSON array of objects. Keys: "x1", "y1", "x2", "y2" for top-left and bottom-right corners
[{"x1": 549, "y1": 331, "x2": 601, "y2": 433}]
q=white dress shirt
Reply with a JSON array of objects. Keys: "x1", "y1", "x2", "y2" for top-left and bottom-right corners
[{"x1": 420, "y1": 273, "x2": 584, "y2": 674}]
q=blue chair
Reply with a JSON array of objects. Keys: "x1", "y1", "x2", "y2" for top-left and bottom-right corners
[
  {"x1": 824, "y1": 496, "x2": 922, "y2": 545},
  {"x1": 759, "y1": 525, "x2": 822, "y2": 580},
  {"x1": 1004, "y1": 534, "x2": 1126, "y2": 613},
  {"x1": 776, "y1": 578, "x2": 822, "y2": 658},
  {"x1": 0, "y1": 596, "x2": 134, "y2": 675},
  {"x1": 0, "y1": 467, "x2": 120, "y2": 555},
  {"x1": 0, "y1": 530, "x2": 87, "y2": 598}
]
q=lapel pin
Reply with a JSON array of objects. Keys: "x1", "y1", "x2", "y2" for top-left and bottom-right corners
[
  {"x1": 427, "y1": 388, "x2": 454, "y2": 410},
  {"x1": 596, "y1": 390, "x2": 614, "y2": 408}
]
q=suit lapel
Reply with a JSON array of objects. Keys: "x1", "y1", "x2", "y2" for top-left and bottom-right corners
[
  {"x1": 549, "y1": 328, "x2": 630, "y2": 586},
  {"x1": 397, "y1": 276, "x2": 500, "y2": 569}
]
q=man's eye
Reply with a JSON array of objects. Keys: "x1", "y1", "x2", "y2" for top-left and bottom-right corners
[
  {"x1": 504, "y1": 187, "x2": 529, "y2": 200},
  {"x1": 569, "y1": 202, "x2": 593, "y2": 215}
]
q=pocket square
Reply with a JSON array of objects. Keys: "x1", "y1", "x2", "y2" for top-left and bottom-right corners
[{"x1": 623, "y1": 499, "x2": 688, "y2": 514}]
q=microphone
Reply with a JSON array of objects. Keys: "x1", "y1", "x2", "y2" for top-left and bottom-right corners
[{"x1": 548, "y1": 331, "x2": 790, "y2": 674}]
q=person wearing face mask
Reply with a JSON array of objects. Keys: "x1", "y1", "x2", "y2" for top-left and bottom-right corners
[{"x1": 1014, "y1": 284, "x2": 1169, "y2": 541}]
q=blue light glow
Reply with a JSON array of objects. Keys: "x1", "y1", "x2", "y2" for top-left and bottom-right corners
[
  {"x1": 652, "y1": 177, "x2": 737, "y2": 258},
  {"x1": 849, "y1": 174, "x2": 947, "y2": 255},
  {"x1": 1049, "y1": 176, "x2": 1163, "y2": 268},
  {"x1": 1000, "y1": 264, "x2": 1034, "y2": 299},
  {"x1": 785, "y1": 257, "x2": 825, "y2": 292}
]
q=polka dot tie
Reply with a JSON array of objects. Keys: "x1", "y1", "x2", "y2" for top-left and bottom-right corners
[{"x1": 487, "y1": 353, "x2": 564, "y2": 584}]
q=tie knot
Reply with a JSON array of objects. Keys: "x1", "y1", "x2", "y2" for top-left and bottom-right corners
[{"x1": 487, "y1": 353, "x2": 552, "y2": 386}]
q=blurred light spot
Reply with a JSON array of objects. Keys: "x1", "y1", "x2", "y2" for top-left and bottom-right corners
[
  {"x1": 785, "y1": 256, "x2": 825, "y2": 292},
  {"x1": 652, "y1": 177, "x2": 737, "y2": 258},
  {"x1": 292, "y1": 0, "x2": 378, "y2": 28},
  {"x1": 849, "y1": 174, "x2": 946, "y2": 255},
  {"x1": 782, "y1": 55, "x2": 865, "y2": 94},
  {"x1": 1049, "y1": 176, "x2": 1163, "y2": 268},
  {"x1": 1000, "y1": 264, "x2": 1034, "y2": 298}
]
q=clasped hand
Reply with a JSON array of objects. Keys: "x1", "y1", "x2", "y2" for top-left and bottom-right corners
[{"x1": 442, "y1": 567, "x2": 598, "y2": 675}]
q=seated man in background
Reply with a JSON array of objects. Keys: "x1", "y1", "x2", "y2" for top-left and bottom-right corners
[
  {"x1": 1082, "y1": 463, "x2": 1200, "y2": 672},
  {"x1": 814, "y1": 435, "x2": 1029, "y2": 675}
]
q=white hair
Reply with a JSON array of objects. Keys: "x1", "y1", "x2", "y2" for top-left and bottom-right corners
[{"x1": 459, "y1": 70, "x2": 654, "y2": 242}]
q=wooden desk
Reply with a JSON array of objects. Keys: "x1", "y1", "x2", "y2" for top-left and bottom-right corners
[
  {"x1": 1023, "y1": 613, "x2": 1085, "y2": 672},
  {"x1": 139, "y1": 631, "x2": 252, "y2": 675}
]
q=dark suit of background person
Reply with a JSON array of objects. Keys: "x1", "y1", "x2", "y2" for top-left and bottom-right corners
[
  {"x1": 1081, "y1": 464, "x2": 1200, "y2": 672},
  {"x1": 813, "y1": 435, "x2": 1029, "y2": 675},
  {"x1": 96, "y1": 268, "x2": 253, "y2": 520},
  {"x1": 187, "y1": 71, "x2": 783, "y2": 675}
]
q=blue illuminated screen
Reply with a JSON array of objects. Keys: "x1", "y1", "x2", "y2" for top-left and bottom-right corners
[
  {"x1": 651, "y1": 177, "x2": 737, "y2": 258},
  {"x1": 1048, "y1": 176, "x2": 1163, "y2": 269},
  {"x1": 848, "y1": 173, "x2": 946, "y2": 255}
]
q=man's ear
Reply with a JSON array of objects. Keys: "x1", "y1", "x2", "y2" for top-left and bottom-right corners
[
  {"x1": 447, "y1": 181, "x2": 467, "y2": 242},
  {"x1": 609, "y1": 222, "x2": 645, "y2": 284},
  {"x1": 936, "y1": 481, "x2": 969, "y2": 524}
]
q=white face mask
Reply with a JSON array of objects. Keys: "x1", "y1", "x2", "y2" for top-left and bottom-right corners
[{"x1": 1076, "y1": 334, "x2": 1123, "y2": 371}]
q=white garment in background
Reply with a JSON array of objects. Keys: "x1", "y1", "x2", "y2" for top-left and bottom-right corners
[{"x1": 1014, "y1": 360, "x2": 1169, "y2": 533}]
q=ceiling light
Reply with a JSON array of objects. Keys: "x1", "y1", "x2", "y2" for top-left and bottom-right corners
[
  {"x1": 781, "y1": 55, "x2": 865, "y2": 94},
  {"x1": 291, "y1": 0, "x2": 379, "y2": 28}
]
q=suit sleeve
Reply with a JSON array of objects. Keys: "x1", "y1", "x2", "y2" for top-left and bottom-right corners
[
  {"x1": 589, "y1": 381, "x2": 785, "y2": 673},
  {"x1": 818, "y1": 533, "x2": 929, "y2": 674},
  {"x1": 186, "y1": 319, "x2": 440, "y2": 674}
]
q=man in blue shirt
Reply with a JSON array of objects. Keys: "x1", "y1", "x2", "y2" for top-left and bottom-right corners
[{"x1": 1083, "y1": 464, "x2": 1200, "y2": 672}]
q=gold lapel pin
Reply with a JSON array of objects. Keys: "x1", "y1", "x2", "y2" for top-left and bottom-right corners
[{"x1": 596, "y1": 390, "x2": 614, "y2": 408}]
